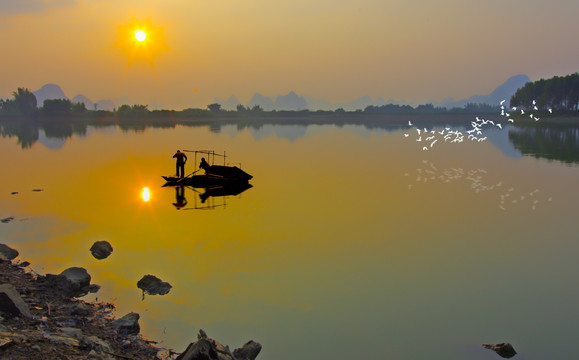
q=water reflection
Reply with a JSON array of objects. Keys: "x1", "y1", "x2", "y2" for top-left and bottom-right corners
[
  {"x1": 167, "y1": 183, "x2": 253, "y2": 210},
  {"x1": 3, "y1": 116, "x2": 579, "y2": 167},
  {"x1": 405, "y1": 159, "x2": 554, "y2": 211},
  {"x1": 508, "y1": 125, "x2": 579, "y2": 164}
]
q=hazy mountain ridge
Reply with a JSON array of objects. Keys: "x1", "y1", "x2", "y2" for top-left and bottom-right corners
[
  {"x1": 32, "y1": 84, "x2": 116, "y2": 111},
  {"x1": 16, "y1": 74, "x2": 531, "y2": 112},
  {"x1": 219, "y1": 74, "x2": 531, "y2": 111}
]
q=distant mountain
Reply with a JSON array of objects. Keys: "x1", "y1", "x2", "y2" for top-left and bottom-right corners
[
  {"x1": 438, "y1": 74, "x2": 531, "y2": 108},
  {"x1": 71, "y1": 95, "x2": 94, "y2": 110},
  {"x1": 248, "y1": 93, "x2": 275, "y2": 111},
  {"x1": 33, "y1": 84, "x2": 67, "y2": 106},
  {"x1": 275, "y1": 91, "x2": 307, "y2": 111}
]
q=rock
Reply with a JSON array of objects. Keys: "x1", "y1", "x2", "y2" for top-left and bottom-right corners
[
  {"x1": 233, "y1": 340, "x2": 262, "y2": 360},
  {"x1": 40, "y1": 267, "x2": 96, "y2": 298},
  {"x1": 0, "y1": 217, "x2": 15, "y2": 224},
  {"x1": 482, "y1": 342, "x2": 517, "y2": 358},
  {"x1": 60, "y1": 267, "x2": 91, "y2": 288},
  {"x1": 112, "y1": 312, "x2": 140, "y2": 336},
  {"x1": 0, "y1": 283, "x2": 32, "y2": 318},
  {"x1": 175, "y1": 338, "x2": 228, "y2": 360},
  {"x1": 0, "y1": 244, "x2": 19, "y2": 260},
  {"x1": 175, "y1": 330, "x2": 256, "y2": 360},
  {"x1": 43, "y1": 332, "x2": 80, "y2": 347},
  {"x1": 137, "y1": 275, "x2": 172, "y2": 296},
  {"x1": 80, "y1": 335, "x2": 113, "y2": 354},
  {"x1": 90, "y1": 241, "x2": 113, "y2": 260}
]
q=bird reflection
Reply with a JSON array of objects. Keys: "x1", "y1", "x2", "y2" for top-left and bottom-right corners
[{"x1": 405, "y1": 160, "x2": 553, "y2": 211}]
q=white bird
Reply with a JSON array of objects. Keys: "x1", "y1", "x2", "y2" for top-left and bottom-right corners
[
  {"x1": 496, "y1": 123, "x2": 502, "y2": 129},
  {"x1": 548, "y1": 108, "x2": 552, "y2": 113},
  {"x1": 508, "y1": 119, "x2": 514, "y2": 123},
  {"x1": 430, "y1": 139, "x2": 438, "y2": 147},
  {"x1": 521, "y1": 109, "x2": 525, "y2": 114},
  {"x1": 512, "y1": 107, "x2": 517, "y2": 111},
  {"x1": 534, "y1": 116, "x2": 540, "y2": 121},
  {"x1": 416, "y1": 136, "x2": 422, "y2": 142},
  {"x1": 532, "y1": 100, "x2": 536, "y2": 105},
  {"x1": 416, "y1": 128, "x2": 421, "y2": 135},
  {"x1": 422, "y1": 146, "x2": 428, "y2": 151},
  {"x1": 404, "y1": 133, "x2": 409, "y2": 137},
  {"x1": 500, "y1": 99, "x2": 506, "y2": 105},
  {"x1": 408, "y1": 120, "x2": 413, "y2": 126},
  {"x1": 533, "y1": 106, "x2": 538, "y2": 110}
]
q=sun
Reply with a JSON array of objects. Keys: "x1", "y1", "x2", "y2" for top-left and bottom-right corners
[
  {"x1": 135, "y1": 30, "x2": 147, "y2": 42},
  {"x1": 115, "y1": 18, "x2": 167, "y2": 68}
]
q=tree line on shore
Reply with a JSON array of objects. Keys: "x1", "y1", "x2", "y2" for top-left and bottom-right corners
[
  {"x1": 510, "y1": 72, "x2": 579, "y2": 112},
  {"x1": 2, "y1": 72, "x2": 578, "y2": 120},
  {"x1": 0, "y1": 89, "x2": 500, "y2": 119}
]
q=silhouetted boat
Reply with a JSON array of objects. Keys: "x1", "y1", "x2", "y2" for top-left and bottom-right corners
[{"x1": 162, "y1": 150, "x2": 253, "y2": 187}]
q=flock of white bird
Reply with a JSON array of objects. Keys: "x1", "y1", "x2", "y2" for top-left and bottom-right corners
[
  {"x1": 405, "y1": 160, "x2": 553, "y2": 211},
  {"x1": 404, "y1": 100, "x2": 553, "y2": 151}
]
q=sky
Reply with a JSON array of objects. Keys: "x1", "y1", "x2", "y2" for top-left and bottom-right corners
[{"x1": 0, "y1": 0, "x2": 578, "y2": 110}]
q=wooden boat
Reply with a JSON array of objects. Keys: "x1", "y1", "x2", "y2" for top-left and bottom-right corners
[{"x1": 162, "y1": 150, "x2": 253, "y2": 187}]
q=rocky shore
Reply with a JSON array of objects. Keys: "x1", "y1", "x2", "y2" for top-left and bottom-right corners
[{"x1": 0, "y1": 243, "x2": 261, "y2": 360}]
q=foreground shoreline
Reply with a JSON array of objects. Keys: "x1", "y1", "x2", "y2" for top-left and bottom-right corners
[{"x1": 0, "y1": 244, "x2": 261, "y2": 360}]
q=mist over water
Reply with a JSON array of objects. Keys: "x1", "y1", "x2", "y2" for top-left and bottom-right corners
[{"x1": 1, "y1": 119, "x2": 578, "y2": 359}]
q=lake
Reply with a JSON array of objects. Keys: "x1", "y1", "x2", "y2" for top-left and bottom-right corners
[{"x1": 1, "y1": 116, "x2": 578, "y2": 359}]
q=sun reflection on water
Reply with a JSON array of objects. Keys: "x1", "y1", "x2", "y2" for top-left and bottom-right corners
[{"x1": 141, "y1": 187, "x2": 151, "y2": 202}]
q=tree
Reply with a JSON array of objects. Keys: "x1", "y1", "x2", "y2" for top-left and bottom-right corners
[
  {"x1": 250, "y1": 105, "x2": 263, "y2": 112},
  {"x1": 12, "y1": 88, "x2": 37, "y2": 115},
  {"x1": 117, "y1": 104, "x2": 149, "y2": 116},
  {"x1": 42, "y1": 99, "x2": 72, "y2": 115},
  {"x1": 207, "y1": 103, "x2": 222, "y2": 113}
]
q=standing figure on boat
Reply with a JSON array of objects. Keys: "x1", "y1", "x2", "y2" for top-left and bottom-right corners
[
  {"x1": 173, "y1": 150, "x2": 188, "y2": 178},
  {"x1": 199, "y1": 157, "x2": 211, "y2": 173}
]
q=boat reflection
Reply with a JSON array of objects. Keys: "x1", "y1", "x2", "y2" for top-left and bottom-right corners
[{"x1": 168, "y1": 183, "x2": 253, "y2": 210}]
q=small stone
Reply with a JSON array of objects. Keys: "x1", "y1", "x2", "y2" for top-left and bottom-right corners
[
  {"x1": 0, "y1": 244, "x2": 19, "y2": 260},
  {"x1": 483, "y1": 342, "x2": 517, "y2": 358},
  {"x1": 0, "y1": 283, "x2": 32, "y2": 318},
  {"x1": 60, "y1": 267, "x2": 91, "y2": 288},
  {"x1": 137, "y1": 275, "x2": 172, "y2": 296},
  {"x1": 233, "y1": 340, "x2": 262, "y2": 360},
  {"x1": 112, "y1": 312, "x2": 140, "y2": 336},
  {"x1": 41, "y1": 267, "x2": 94, "y2": 298},
  {"x1": 90, "y1": 241, "x2": 113, "y2": 260}
]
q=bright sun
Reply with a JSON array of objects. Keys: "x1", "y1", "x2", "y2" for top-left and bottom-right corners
[
  {"x1": 115, "y1": 18, "x2": 167, "y2": 67},
  {"x1": 135, "y1": 30, "x2": 147, "y2": 42}
]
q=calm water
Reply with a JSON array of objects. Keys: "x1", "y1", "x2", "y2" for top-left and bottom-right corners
[{"x1": 1, "y1": 118, "x2": 579, "y2": 359}]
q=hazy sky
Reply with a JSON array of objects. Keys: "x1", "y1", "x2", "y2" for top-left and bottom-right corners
[{"x1": 1, "y1": 0, "x2": 578, "y2": 109}]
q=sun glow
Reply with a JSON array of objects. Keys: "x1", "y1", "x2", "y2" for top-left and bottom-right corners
[
  {"x1": 115, "y1": 18, "x2": 167, "y2": 67},
  {"x1": 141, "y1": 187, "x2": 151, "y2": 202},
  {"x1": 135, "y1": 30, "x2": 147, "y2": 42}
]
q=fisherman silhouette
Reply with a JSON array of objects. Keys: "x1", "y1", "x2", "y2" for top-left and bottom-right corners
[
  {"x1": 172, "y1": 185, "x2": 187, "y2": 210},
  {"x1": 173, "y1": 150, "x2": 188, "y2": 178},
  {"x1": 199, "y1": 157, "x2": 211, "y2": 172}
]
